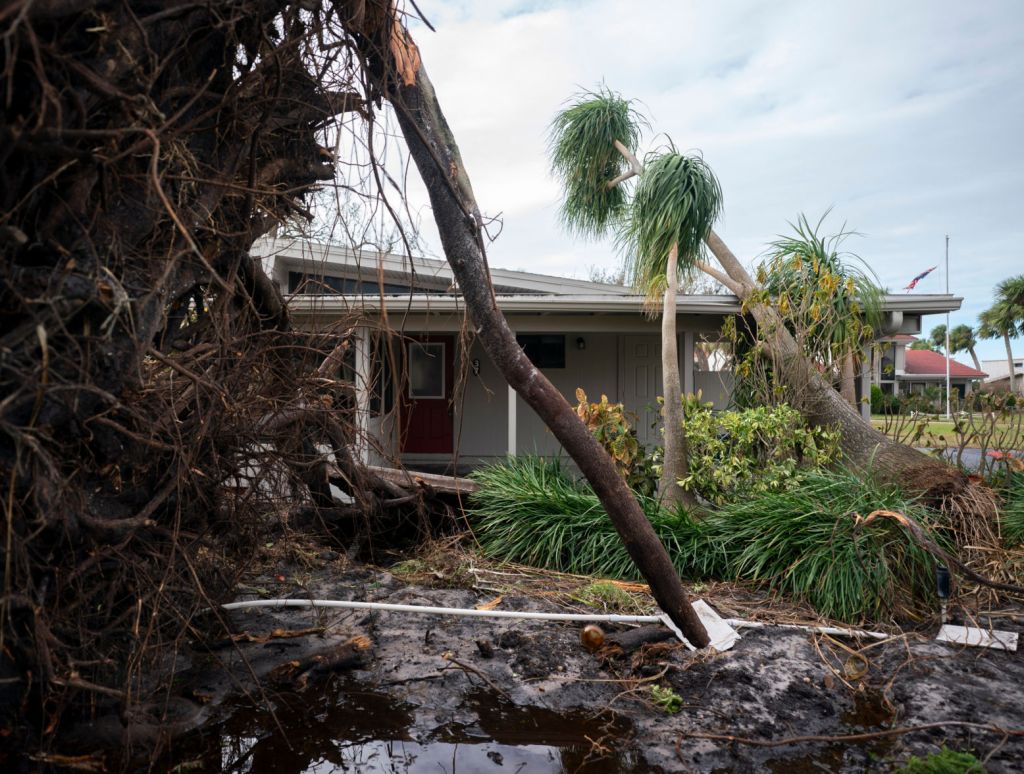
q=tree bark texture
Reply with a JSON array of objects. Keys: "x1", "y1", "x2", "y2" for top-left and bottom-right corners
[
  {"x1": 1005, "y1": 332, "x2": 1017, "y2": 394},
  {"x1": 967, "y1": 346, "x2": 982, "y2": 374},
  {"x1": 659, "y1": 246, "x2": 697, "y2": 508},
  {"x1": 840, "y1": 352, "x2": 858, "y2": 409},
  {"x1": 362, "y1": 14, "x2": 709, "y2": 647}
]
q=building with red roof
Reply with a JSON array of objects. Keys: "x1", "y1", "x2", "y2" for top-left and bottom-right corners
[{"x1": 874, "y1": 336, "x2": 987, "y2": 400}]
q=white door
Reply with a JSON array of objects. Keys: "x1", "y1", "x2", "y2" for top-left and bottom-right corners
[{"x1": 619, "y1": 336, "x2": 663, "y2": 450}]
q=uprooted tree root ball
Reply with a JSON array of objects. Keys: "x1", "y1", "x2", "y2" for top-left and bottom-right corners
[{"x1": 0, "y1": 0, "x2": 462, "y2": 760}]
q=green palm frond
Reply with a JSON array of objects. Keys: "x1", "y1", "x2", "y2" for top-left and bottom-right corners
[
  {"x1": 759, "y1": 212, "x2": 883, "y2": 359},
  {"x1": 979, "y1": 300, "x2": 1022, "y2": 339},
  {"x1": 549, "y1": 86, "x2": 645, "y2": 238},
  {"x1": 996, "y1": 274, "x2": 1024, "y2": 308},
  {"x1": 619, "y1": 148, "x2": 723, "y2": 297},
  {"x1": 948, "y1": 324, "x2": 977, "y2": 355}
]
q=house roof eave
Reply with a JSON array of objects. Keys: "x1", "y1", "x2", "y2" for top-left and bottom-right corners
[{"x1": 287, "y1": 293, "x2": 744, "y2": 316}]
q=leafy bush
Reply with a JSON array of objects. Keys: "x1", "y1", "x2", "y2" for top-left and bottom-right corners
[
  {"x1": 680, "y1": 397, "x2": 842, "y2": 504},
  {"x1": 574, "y1": 388, "x2": 658, "y2": 496},
  {"x1": 468, "y1": 456, "x2": 702, "y2": 580},
  {"x1": 871, "y1": 384, "x2": 885, "y2": 415}
]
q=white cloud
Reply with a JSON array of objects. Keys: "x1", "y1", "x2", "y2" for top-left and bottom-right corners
[{"x1": 403, "y1": 0, "x2": 1024, "y2": 359}]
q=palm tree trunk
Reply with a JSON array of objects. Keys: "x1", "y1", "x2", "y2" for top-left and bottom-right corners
[
  {"x1": 839, "y1": 352, "x2": 857, "y2": 408},
  {"x1": 967, "y1": 345, "x2": 982, "y2": 373},
  {"x1": 660, "y1": 246, "x2": 697, "y2": 508},
  {"x1": 701, "y1": 231, "x2": 969, "y2": 504},
  {"x1": 370, "y1": 16, "x2": 709, "y2": 647},
  {"x1": 1005, "y1": 331, "x2": 1017, "y2": 394}
]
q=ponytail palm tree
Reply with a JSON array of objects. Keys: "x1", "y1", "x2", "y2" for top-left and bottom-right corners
[
  {"x1": 759, "y1": 215, "x2": 883, "y2": 409},
  {"x1": 550, "y1": 90, "x2": 722, "y2": 507}
]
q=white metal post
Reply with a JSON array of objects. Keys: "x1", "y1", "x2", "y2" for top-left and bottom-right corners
[{"x1": 944, "y1": 235, "x2": 951, "y2": 419}]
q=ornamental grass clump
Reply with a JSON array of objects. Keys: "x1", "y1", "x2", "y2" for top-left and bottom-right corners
[
  {"x1": 469, "y1": 459, "x2": 945, "y2": 623},
  {"x1": 701, "y1": 467, "x2": 943, "y2": 622},
  {"x1": 1000, "y1": 476, "x2": 1024, "y2": 548},
  {"x1": 468, "y1": 456, "x2": 704, "y2": 580}
]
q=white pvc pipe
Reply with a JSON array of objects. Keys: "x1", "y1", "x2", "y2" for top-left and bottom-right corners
[
  {"x1": 724, "y1": 618, "x2": 890, "y2": 641},
  {"x1": 220, "y1": 598, "x2": 666, "y2": 625},
  {"x1": 218, "y1": 599, "x2": 890, "y2": 646}
]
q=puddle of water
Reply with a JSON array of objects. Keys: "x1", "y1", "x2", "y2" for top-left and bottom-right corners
[
  {"x1": 160, "y1": 681, "x2": 646, "y2": 773},
  {"x1": 841, "y1": 688, "x2": 893, "y2": 730}
]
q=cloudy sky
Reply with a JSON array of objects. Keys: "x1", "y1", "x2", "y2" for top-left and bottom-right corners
[{"x1": 400, "y1": 0, "x2": 1024, "y2": 361}]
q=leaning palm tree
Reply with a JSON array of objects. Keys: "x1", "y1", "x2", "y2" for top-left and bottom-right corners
[
  {"x1": 979, "y1": 277, "x2": 1024, "y2": 394},
  {"x1": 759, "y1": 214, "x2": 883, "y2": 409},
  {"x1": 929, "y1": 324, "x2": 948, "y2": 353},
  {"x1": 949, "y1": 324, "x2": 982, "y2": 372},
  {"x1": 550, "y1": 89, "x2": 722, "y2": 508}
]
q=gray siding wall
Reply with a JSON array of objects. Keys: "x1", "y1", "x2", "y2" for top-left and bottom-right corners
[{"x1": 514, "y1": 333, "x2": 620, "y2": 457}]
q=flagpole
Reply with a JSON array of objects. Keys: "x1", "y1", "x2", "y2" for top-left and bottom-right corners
[{"x1": 945, "y1": 235, "x2": 951, "y2": 419}]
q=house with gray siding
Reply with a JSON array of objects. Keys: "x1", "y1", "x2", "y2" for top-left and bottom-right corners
[{"x1": 255, "y1": 237, "x2": 962, "y2": 473}]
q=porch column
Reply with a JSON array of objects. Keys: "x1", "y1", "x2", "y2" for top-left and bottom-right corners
[
  {"x1": 507, "y1": 384, "x2": 517, "y2": 457},
  {"x1": 507, "y1": 325, "x2": 517, "y2": 457},
  {"x1": 682, "y1": 330, "x2": 694, "y2": 395},
  {"x1": 354, "y1": 326, "x2": 371, "y2": 464}
]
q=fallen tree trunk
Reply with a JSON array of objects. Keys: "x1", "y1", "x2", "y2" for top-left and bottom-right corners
[
  {"x1": 353, "y1": 9, "x2": 709, "y2": 648},
  {"x1": 700, "y1": 232, "x2": 970, "y2": 503}
]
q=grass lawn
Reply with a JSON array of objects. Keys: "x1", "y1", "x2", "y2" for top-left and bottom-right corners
[{"x1": 869, "y1": 415, "x2": 1019, "y2": 448}]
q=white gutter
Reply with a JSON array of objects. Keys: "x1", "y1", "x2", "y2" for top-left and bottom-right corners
[{"x1": 288, "y1": 293, "x2": 743, "y2": 316}]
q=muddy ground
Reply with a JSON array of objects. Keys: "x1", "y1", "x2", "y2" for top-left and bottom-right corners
[{"x1": 78, "y1": 553, "x2": 1024, "y2": 773}]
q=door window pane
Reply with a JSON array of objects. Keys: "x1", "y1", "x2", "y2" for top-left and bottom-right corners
[{"x1": 408, "y1": 342, "x2": 445, "y2": 399}]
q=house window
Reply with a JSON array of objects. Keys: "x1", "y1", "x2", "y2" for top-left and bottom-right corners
[
  {"x1": 693, "y1": 338, "x2": 733, "y2": 372},
  {"x1": 288, "y1": 272, "x2": 411, "y2": 295},
  {"x1": 516, "y1": 335, "x2": 566, "y2": 369},
  {"x1": 408, "y1": 342, "x2": 445, "y2": 399}
]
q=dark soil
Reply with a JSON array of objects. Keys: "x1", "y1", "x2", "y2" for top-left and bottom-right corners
[{"x1": 75, "y1": 560, "x2": 1024, "y2": 772}]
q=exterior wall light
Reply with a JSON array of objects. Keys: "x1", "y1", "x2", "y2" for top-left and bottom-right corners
[{"x1": 576, "y1": 337, "x2": 586, "y2": 351}]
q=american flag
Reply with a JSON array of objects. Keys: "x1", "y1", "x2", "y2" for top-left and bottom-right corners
[{"x1": 904, "y1": 266, "x2": 937, "y2": 292}]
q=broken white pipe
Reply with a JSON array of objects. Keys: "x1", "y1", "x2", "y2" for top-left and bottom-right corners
[
  {"x1": 724, "y1": 618, "x2": 890, "y2": 641},
  {"x1": 218, "y1": 598, "x2": 691, "y2": 646},
  {"x1": 217, "y1": 598, "x2": 892, "y2": 648}
]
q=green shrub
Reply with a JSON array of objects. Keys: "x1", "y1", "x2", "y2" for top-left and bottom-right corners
[
  {"x1": 680, "y1": 397, "x2": 842, "y2": 504},
  {"x1": 699, "y1": 468, "x2": 943, "y2": 621},
  {"x1": 574, "y1": 388, "x2": 658, "y2": 497},
  {"x1": 468, "y1": 456, "x2": 703, "y2": 580},
  {"x1": 871, "y1": 384, "x2": 885, "y2": 415},
  {"x1": 895, "y1": 746, "x2": 985, "y2": 773}
]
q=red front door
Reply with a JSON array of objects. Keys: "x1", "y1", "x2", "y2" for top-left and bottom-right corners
[{"x1": 400, "y1": 336, "x2": 454, "y2": 454}]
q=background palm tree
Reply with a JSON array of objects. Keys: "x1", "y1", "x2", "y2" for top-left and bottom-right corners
[
  {"x1": 550, "y1": 89, "x2": 722, "y2": 508},
  {"x1": 949, "y1": 324, "x2": 982, "y2": 372},
  {"x1": 928, "y1": 324, "x2": 947, "y2": 352},
  {"x1": 759, "y1": 215, "x2": 883, "y2": 409},
  {"x1": 979, "y1": 274, "x2": 1024, "y2": 393}
]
